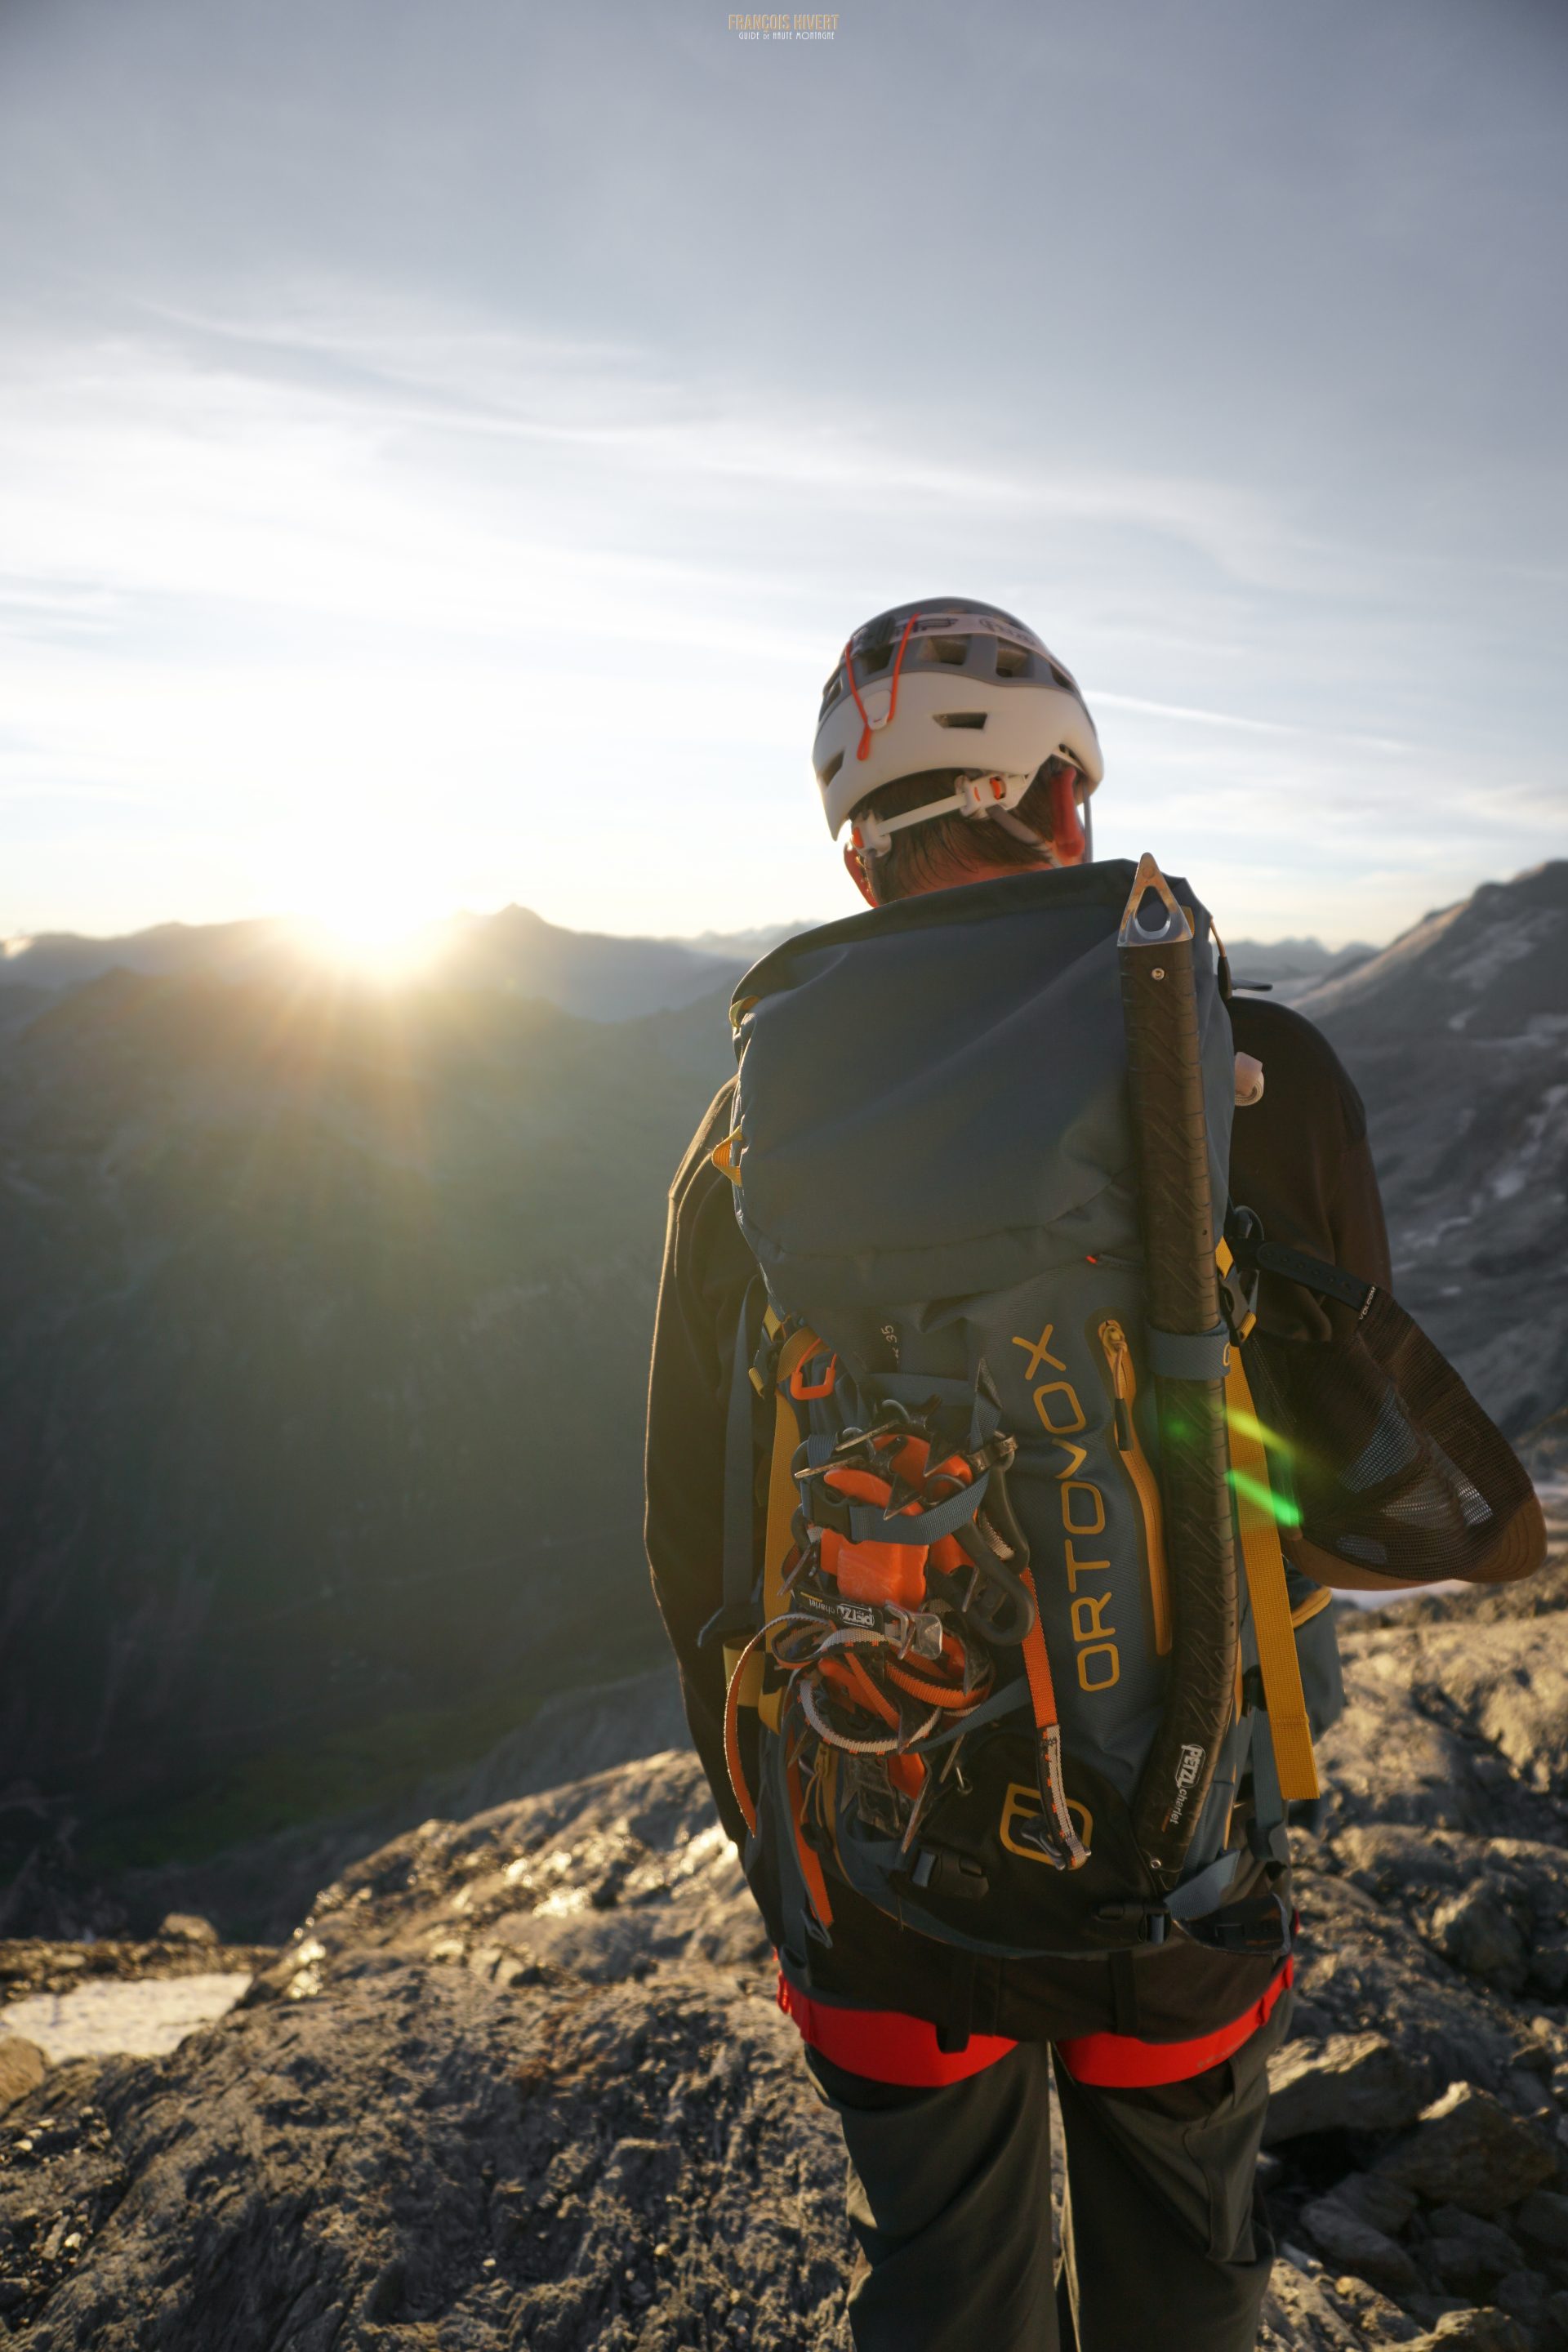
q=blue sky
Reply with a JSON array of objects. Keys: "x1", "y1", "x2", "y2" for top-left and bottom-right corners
[{"x1": 1, "y1": 0, "x2": 1565, "y2": 950}]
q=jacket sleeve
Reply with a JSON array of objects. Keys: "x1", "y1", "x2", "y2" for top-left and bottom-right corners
[{"x1": 644, "y1": 1081, "x2": 756, "y2": 1847}]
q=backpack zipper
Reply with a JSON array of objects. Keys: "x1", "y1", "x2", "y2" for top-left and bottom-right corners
[{"x1": 1097, "y1": 1319, "x2": 1171, "y2": 1655}]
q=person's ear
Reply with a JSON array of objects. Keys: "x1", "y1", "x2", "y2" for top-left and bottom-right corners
[{"x1": 844, "y1": 841, "x2": 879, "y2": 906}]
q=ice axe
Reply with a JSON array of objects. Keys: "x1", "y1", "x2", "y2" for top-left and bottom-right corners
[{"x1": 1118, "y1": 855, "x2": 1239, "y2": 1887}]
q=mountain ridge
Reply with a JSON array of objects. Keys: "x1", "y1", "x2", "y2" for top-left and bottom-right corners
[
  {"x1": 2, "y1": 903, "x2": 1375, "y2": 1022},
  {"x1": 1303, "y1": 859, "x2": 1568, "y2": 1437}
]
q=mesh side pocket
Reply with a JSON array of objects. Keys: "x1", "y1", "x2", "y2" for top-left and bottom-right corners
[{"x1": 1246, "y1": 1293, "x2": 1544, "y2": 1585}]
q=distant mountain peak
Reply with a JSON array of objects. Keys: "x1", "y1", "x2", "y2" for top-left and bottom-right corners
[{"x1": 1295, "y1": 858, "x2": 1568, "y2": 1031}]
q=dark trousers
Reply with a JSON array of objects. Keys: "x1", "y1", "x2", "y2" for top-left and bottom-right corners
[{"x1": 805, "y1": 1988, "x2": 1290, "y2": 2352}]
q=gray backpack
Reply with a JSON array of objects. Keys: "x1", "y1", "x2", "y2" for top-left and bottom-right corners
[{"x1": 708, "y1": 862, "x2": 1339, "y2": 1965}]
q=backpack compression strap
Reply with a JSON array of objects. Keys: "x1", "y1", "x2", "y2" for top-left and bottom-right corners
[
  {"x1": 720, "y1": 1322, "x2": 824, "y2": 1828},
  {"x1": 1225, "y1": 1349, "x2": 1320, "y2": 1803}
]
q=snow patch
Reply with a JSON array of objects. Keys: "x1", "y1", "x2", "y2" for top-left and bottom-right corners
[
  {"x1": 1445, "y1": 906, "x2": 1565, "y2": 994},
  {"x1": 0, "y1": 1971, "x2": 252, "y2": 2060}
]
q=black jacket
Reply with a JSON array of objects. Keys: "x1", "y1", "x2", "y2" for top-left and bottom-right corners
[{"x1": 644, "y1": 992, "x2": 1392, "y2": 2047}]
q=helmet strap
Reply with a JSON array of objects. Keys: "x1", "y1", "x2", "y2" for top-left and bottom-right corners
[{"x1": 850, "y1": 772, "x2": 1032, "y2": 859}]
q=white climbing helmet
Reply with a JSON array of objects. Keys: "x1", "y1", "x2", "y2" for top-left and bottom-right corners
[{"x1": 813, "y1": 598, "x2": 1103, "y2": 858}]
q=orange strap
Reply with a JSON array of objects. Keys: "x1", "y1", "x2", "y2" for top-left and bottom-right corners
[
  {"x1": 1018, "y1": 1566, "x2": 1061, "y2": 1732},
  {"x1": 844, "y1": 611, "x2": 920, "y2": 763},
  {"x1": 786, "y1": 1753, "x2": 834, "y2": 1931},
  {"x1": 764, "y1": 1329, "x2": 818, "y2": 1624}
]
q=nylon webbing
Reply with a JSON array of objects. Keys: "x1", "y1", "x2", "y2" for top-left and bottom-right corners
[
  {"x1": 766, "y1": 1329, "x2": 819, "y2": 1625},
  {"x1": 722, "y1": 1290, "x2": 760, "y2": 1620},
  {"x1": 1227, "y1": 1352, "x2": 1320, "y2": 1802},
  {"x1": 1018, "y1": 1567, "x2": 1061, "y2": 1737}
]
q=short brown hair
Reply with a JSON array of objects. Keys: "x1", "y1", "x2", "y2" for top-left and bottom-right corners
[{"x1": 856, "y1": 759, "x2": 1076, "y2": 902}]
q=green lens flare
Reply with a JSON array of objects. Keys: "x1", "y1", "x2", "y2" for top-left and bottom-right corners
[
  {"x1": 1227, "y1": 1405, "x2": 1293, "y2": 1456},
  {"x1": 1227, "y1": 1467, "x2": 1303, "y2": 1529}
]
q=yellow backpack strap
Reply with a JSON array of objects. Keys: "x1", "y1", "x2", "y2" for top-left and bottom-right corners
[
  {"x1": 765, "y1": 1328, "x2": 818, "y2": 1625},
  {"x1": 724, "y1": 1321, "x2": 817, "y2": 1738},
  {"x1": 1225, "y1": 1349, "x2": 1321, "y2": 1802},
  {"x1": 710, "y1": 1130, "x2": 744, "y2": 1185}
]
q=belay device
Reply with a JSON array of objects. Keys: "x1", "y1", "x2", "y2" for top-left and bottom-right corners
[{"x1": 707, "y1": 858, "x2": 1331, "y2": 1966}]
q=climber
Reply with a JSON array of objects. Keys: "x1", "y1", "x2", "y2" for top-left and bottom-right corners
[{"x1": 644, "y1": 598, "x2": 1544, "y2": 2352}]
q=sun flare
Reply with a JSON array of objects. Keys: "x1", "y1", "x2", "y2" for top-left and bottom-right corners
[{"x1": 289, "y1": 868, "x2": 446, "y2": 980}]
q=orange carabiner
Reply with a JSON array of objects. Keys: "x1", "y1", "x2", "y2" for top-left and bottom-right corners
[{"x1": 789, "y1": 1350, "x2": 838, "y2": 1401}]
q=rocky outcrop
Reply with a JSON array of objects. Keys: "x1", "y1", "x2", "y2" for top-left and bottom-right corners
[
  {"x1": 1302, "y1": 858, "x2": 1568, "y2": 1437},
  {"x1": 4, "y1": 1547, "x2": 1568, "y2": 2345}
]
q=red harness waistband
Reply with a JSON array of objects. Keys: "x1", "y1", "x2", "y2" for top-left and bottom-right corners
[
  {"x1": 777, "y1": 1957, "x2": 1294, "y2": 2091},
  {"x1": 1055, "y1": 1957, "x2": 1294, "y2": 2086},
  {"x1": 777, "y1": 1974, "x2": 1016, "y2": 2086}
]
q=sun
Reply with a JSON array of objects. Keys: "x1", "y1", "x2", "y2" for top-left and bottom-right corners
[{"x1": 288, "y1": 868, "x2": 445, "y2": 980}]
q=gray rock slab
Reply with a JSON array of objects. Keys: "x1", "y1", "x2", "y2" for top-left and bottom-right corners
[
  {"x1": 1425, "y1": 2205, "x2": 1526, "y2": 2289},
  {"x1": 1299, "y1": 2197, "x2": 1418, "y2": 2293},
  {"x1": 1512, "y1": 2186, "x2": 1568, "y2": 2255},
  {"x1": 0, "y1": 2037, "x2": 47, "y2": 2109},
  {"x1": 0, "y1": 1958, "x2": 852, "y2": 2350},
  {"x1": 1431, "y1": 1888, "x2": 1527, "y2": 1984},
  {"x1": 1413, "y1": 2309, "x2": 1530, "y2": 2350},
  {"x1": 1288, "y1": 1869, "x2": 1517, "y2": 2097},
  {"x1": 1265, "y1": 2031, "x2": 1429, "y2": 2142},
  {"x1": 1261, "y1": 2260, "x2": 1422, "y2": 2349},
  {"x1": 154, "y1": 1912, "x2": 217, "y2": 1946},
  {"x1": 1330, "y1": 2174, "x2": 1419, "y2": 2235},
  {"x1": 1377, "y1": 2083, "x2": 1557, "y2": 2215}
]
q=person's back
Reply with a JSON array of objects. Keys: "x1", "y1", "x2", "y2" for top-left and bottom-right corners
[{"x1": 645, "y1": 598, "x2": 1544, "y2": 2351}]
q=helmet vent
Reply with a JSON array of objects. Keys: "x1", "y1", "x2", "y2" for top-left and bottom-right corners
[
  {"x1": 994, "y1": 643, "x2": 1030, "y2": 678},
  {"x1": 930, "y1": 638, "x2": 968, "y2": 665},
  {"x1": 859, "y1": 644, "x2": 893, "y2": 675},
  {"x1": 819, "y1": 751, "x2": 844, "y2": 786},
  {"x1": 933, "y1": 711, "x2": 987, "y2": 730}
]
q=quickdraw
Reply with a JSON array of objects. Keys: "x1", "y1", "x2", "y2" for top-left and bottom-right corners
[{"x1": 724, "y1": 1346, "x2": 1089, "y2": 1891}]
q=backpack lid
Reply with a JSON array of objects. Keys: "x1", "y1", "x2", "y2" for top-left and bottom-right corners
[{"x1": 730, "y1": 862, "x2": 1234, "y2": 1321}]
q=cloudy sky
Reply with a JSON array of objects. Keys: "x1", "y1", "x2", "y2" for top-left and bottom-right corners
[{"x1": 2, "y1": 0, "x2": 1565, "y2": 950}]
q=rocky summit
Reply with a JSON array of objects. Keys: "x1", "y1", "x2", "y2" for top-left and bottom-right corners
[{"x1": 0, "y1": 1520, "x2": 1566, "y2": 2347}]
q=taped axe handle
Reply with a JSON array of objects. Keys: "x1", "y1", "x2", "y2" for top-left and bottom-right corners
[{"x1": 1118, "y1": 856, "x2": 1240, "y2": 1888}]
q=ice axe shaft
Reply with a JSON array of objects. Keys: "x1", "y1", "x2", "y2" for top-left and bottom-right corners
[{"x1": 1118, "y1": 855, "x2": 1239, "y2": 1887}]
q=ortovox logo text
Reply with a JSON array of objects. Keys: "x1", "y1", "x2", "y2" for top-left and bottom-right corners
[
  {"x1": 1000, "y1": 1781, "x2": 1094, "y2": 1864},
  {"x1": 1011, "y1": 1319, "x2": 1119, "y2": 1692}
]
